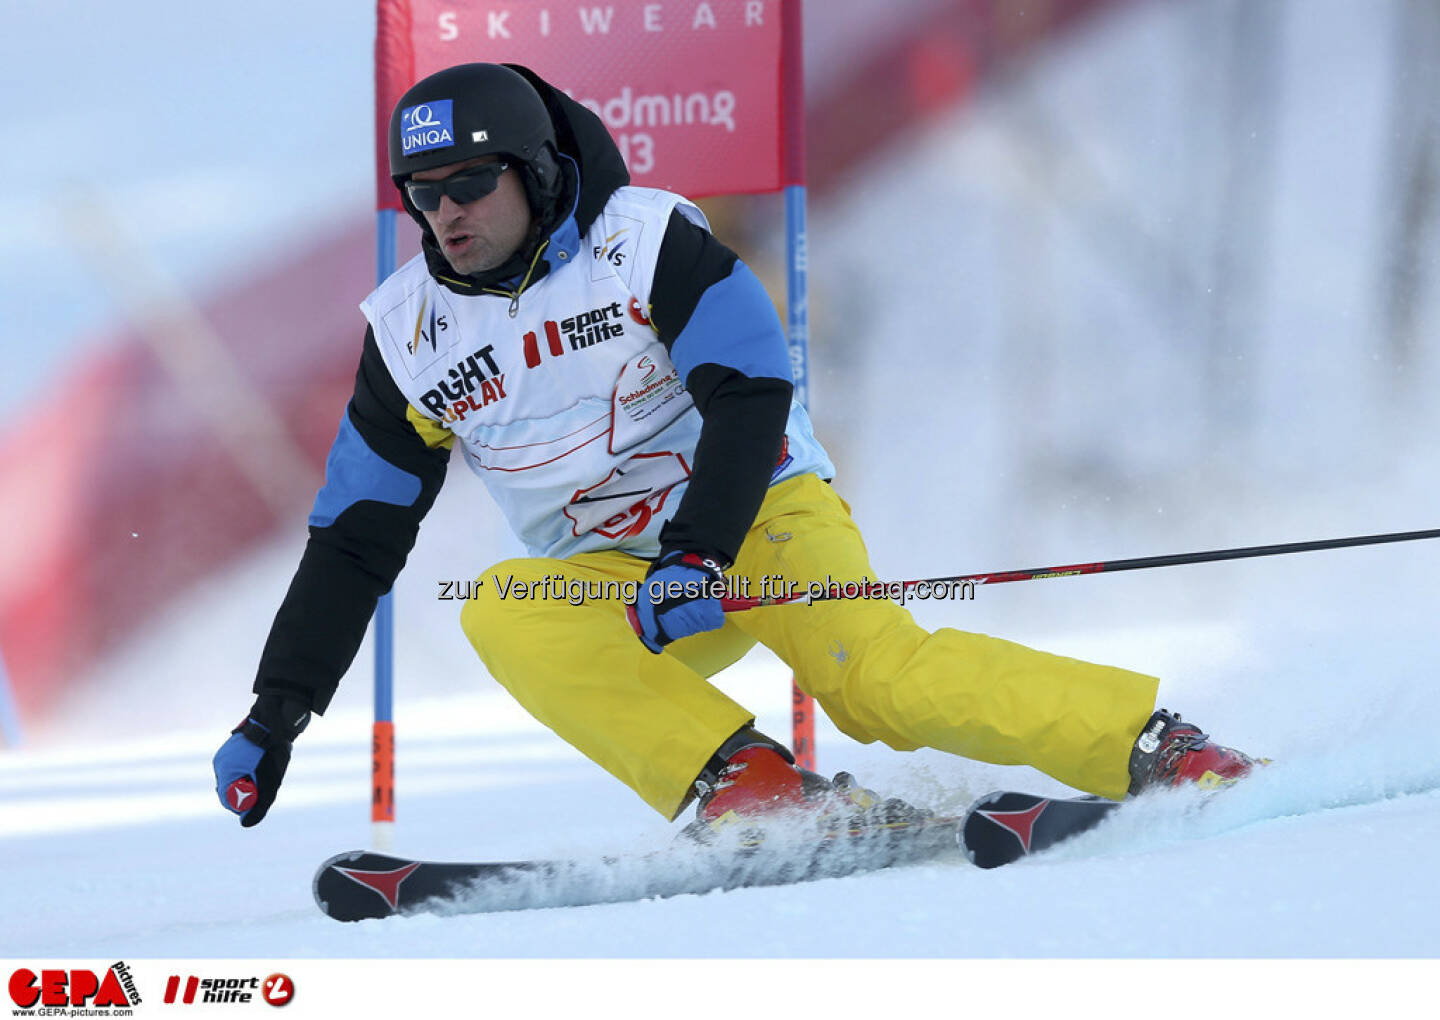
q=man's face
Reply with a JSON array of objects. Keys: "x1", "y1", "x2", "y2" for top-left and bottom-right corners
[{"x1": 411, "y1": 155, "x2": 533, "y2": 276}]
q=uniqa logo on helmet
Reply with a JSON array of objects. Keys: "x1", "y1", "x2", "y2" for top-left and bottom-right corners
[{"x1": 401, "y1": 100, "x2": 455, "y2": 154}]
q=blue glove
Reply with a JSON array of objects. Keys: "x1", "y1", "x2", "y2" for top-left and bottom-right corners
[
  {"x1": 213, "y1": 695, "x2": 310, "y2": 827},
  {"x1": 626, "y1": 550, "x2": 728, "y2": 653}
]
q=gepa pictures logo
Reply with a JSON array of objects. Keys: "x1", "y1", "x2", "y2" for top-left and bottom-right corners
[
  {"x1": 400, "y1": 100, "x2": 455, "y2": 154},
  {"x1": 8, "y1": 962, "x2": 141, "y2": 1012}
]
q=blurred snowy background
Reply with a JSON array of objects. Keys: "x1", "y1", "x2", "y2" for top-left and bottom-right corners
[{"x1": 2, "y1": 0, "x2": 1439, "y2": 962}]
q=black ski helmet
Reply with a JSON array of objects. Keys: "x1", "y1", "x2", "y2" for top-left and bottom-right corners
[{"x1": 388, "y1": 63, "x2": 562, "y2": 218}]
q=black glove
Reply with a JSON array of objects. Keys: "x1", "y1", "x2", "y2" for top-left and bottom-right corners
[{"x1": 212, "y1": 693, "x2": 311, "y2": 827}]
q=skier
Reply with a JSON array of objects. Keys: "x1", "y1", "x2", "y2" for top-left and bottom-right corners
[{"x1": 213, "y1": 63, "x2": 1261, "y2": 837}]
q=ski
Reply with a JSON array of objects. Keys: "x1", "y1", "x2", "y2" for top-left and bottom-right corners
[
  {"x1": 314, "y1": 812, "x2": 964, "y2": 921},
  {"x1": 959, "y1": 790, "x2": 1123, "y2": 868},
  {"x1": 314, "y1": 791, "x2": 1131, "y2": 919}
]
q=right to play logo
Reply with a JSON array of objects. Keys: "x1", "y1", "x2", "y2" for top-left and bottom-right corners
[{"x1": 8, "y1": 962, "x2": 141, "y2": 1014}]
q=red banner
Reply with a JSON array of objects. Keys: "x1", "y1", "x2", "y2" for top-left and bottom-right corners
[{"x1": 375, "y1": 0, "x2": 801, "y2": 207}]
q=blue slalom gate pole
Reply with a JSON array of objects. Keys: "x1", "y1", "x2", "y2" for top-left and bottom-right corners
[
  {"x1": 372, "y1": 208, "x2": 397, "y2": 848},
  {"x1": 781, "y1": 0, "x2": 815, "y2": 771},
  {"x1": 785, "y1": 186, "x2": 810, "y2": 410},
  {"x1": 0, "y1": 643, "x2": 23, "y2": 748},
  {"x1": 784, "y1": 184, "x2": 815, "y2": 772}
]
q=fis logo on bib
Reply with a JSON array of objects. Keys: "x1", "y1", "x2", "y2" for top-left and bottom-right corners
[
  {"x1": 593, "y1": 228, "x2": 630, "y2": 268},
  {"x1": 400, "y1": 101, "x2": 454, "y2": 154},
  {"x1": 409, "y1": 296, "x2": 449, "y2": 355}
]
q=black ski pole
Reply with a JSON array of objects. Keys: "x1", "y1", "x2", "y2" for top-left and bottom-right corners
[{"x1": 720, "y1": 527, "x2": 1440, "y2": 610}]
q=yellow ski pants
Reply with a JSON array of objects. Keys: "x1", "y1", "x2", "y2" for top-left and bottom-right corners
[{"x1": 461, "y1": 473, "x2": 1159, "y2": 819}]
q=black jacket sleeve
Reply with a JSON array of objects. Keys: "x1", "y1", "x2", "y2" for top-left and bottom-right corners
[
  {"x1": 648, "y1": 209, "x2": 795, "y2": 565},
  {"x1": 252, "y1": 326, "x2": 450, "y2": 713}
]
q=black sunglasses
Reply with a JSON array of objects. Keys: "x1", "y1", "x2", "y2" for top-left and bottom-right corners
[{"x1": 404, "y1": 162, "x2": 511, "y2": 211}]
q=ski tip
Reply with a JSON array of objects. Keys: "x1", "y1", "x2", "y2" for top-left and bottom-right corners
[
  {"x1": 958, "y1": 791, "x2": 1010, "y2": 868},
  {"x1": 313, "y1": 850, "x2": 358, "y2": 921},
  {"x1": 316, "y1": 849, "x2": 372, "y2": 873},
  {"x1": 963, "y1": 790, "x2": 1009, "y2": 812},
  {"x1": 959, "y1": 790, "x2": 1121, "y2": 870},
  {"x1": 313, "y1": 850, "x2": 402, "y2": 923}
]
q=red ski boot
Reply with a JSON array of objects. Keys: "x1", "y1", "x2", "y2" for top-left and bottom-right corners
[
  {"x1": 696, "y1": 746, "x2": 813, "y2": 830},
  {"x1": 1127, "y1": 709, "x2": 1266, "y2": 794},
  {"x1": 682, "y1": 729, "x2": 928, "y2": 844}
]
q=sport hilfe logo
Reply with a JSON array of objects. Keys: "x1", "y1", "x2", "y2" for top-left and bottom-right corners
[
  {"x1": 163, "y1": 972, "x2": 294, "y2": 1007},
  {"x1": 523, "y1": 301, "x2": 627, "y2": 368},
  {"x1": 8, "y1": 963, "x2": 141, "y2": 1010},
  {"x1": 165, "y1": 975, "x2": 255, "y2": 1005},
  {"x1": 400, "y1": 100, "x2": 455, "y2": 154}
]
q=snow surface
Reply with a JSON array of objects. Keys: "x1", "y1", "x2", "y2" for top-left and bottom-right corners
[
  {"x1": 4, "y1": 0, "x2": 1440, "y2": 981},
  {"x1": 7, "y1": 603, "x2": 1440, "y2": 959}
]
